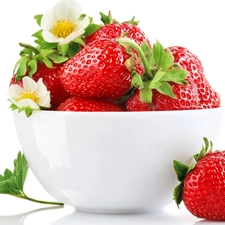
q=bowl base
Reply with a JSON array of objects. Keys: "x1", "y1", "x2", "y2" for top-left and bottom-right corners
[{"x1": 75, "y1": 207, "x2": 159, "y2": 214}]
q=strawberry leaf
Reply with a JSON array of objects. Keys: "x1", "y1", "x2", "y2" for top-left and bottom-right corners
[
  {"x1": 27, "y1": 59, "x2": 37, "y2": 77},
  {"x1": 47, "y1": 53, "x2": 68, "y2": 64},
  {"x1": 16, "y1": 58, "x2": 29, "y2": 78},
  {"x1": 160, "y1": 68, "x2": 188, "y2": 85},
  {"x1": 173, "y1": 160, "x2": 189, "y2": 182},
  {"x1": 0, "y1": 152, "x2": 28, "y2": 195},
  {"x1": 32, "y1": 30, "x2": 43, "y2": 39},
  {"x1": 57, "y1": 43, "x2": 69, "y2": 57},
  {"x1": 73, "y1": 37, "x2": 86, "y2": 47},
  {"x1": 0, "y1": 151, "x2": 63, "y2": 206},
  {"x1": 42, "y1": 57, "x2": 53, "y2": 68},
  {"x1": 100, "y1": 12, "x2": 111, "y2": 24},
  {"x1": 153, "y1": 40, "x2": 174, "y2": 71},
  {"x1": 67, "y1": 42, "x2": 81, "y2": 58},
  {"x1": 41, "y1": 41, "x2": 57, "y2": 50},
  {"x1": 122, "y1": 16, "x2": 139, "y2": 25},
  {"x1": 132, "y1": 72, "x2": 144, "y2": 88},
  {"x1": 173, "y1": 181, "x2": 184, "y2": 207},
  {"x1": 155, "y1": 82, "x2": 176, "y2": 99},
  {"x1": 140, "y1": 86, "x2": 153, "y2": 103},
  {"x1": 141, "y1": 42, "x2": 155, "y2": 70},
  {"x1": 34, "y1": 14, "x2": 43, "y2": 26},
  {"x1": 84, "y1": 23, "x2": 101, "y2": 36}
]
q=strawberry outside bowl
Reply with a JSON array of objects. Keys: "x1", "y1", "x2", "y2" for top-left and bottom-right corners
[{"x1": 13, "y1": 108, "x2": 224, "y2": 214}]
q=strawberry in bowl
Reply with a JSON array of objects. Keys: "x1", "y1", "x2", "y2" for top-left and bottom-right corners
[{"x1": 8, "y1": 0, "x2": 224, "y2": 214}]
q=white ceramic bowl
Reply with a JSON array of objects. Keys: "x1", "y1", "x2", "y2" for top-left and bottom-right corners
[{"x1": 13, "y1": 108, "x2": 224, "y2": 214}]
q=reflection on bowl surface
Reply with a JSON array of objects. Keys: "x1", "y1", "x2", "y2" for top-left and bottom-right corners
[{"x1": 13, "y1": 108, "x2": 224, "y2": 213}]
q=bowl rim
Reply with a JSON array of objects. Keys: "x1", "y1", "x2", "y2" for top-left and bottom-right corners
[{"x1": 20, "y1": 106, "x2": 224, "y2": 117}]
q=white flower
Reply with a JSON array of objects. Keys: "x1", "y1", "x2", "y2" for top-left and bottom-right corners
[
  {"x1": 41, "y1": 0, "x2": 90, "y2": 45},
  {"x1": 8, "y1": 77, "x2": 51, "y2": 116}
]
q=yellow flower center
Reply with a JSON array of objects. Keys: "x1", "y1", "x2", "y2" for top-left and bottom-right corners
[
  {"x1": 17, "y1": 89, "x2": 40, "y2": 103},
  {"x1": 51, "y1": 19, "x2": 76, "y2": 38}
]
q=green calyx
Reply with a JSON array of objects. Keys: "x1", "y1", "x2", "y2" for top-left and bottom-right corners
[
  {"x1": 99, "y1": 11, "x2": 139, "y2": 25},
  {"x1": 173, "y1": 137, "x2": 213, "y2": 207},
  {"x1": 117, "y1": 38, "x2": 188, "y2": 103},
  {"x1": 14, "y1": 42, "x2": 69, "y2": 81},
  {"x1": 14, "y1": 13, "x2": 101, "y2": 81}
]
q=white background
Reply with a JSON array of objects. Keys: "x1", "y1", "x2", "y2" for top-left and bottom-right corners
[{"x1": 0, "y1": 0, "x2": 225, "y2": 224}]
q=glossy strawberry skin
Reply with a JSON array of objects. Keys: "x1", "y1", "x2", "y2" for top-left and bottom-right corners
[
  {"x1": 169, "y1": 46, "x2": 220, "y2": 109},
  {"x1": 85, "y1": 23, "x2": 151, "y2": 47},
  {"x1": 60, "y1": 39, "x2": 132, "y2": 99},
  {"x1": 183, "y1": 151, "x2": 225, "y2": 221},
  {"x1": 57, "y1": 96, "x2": 123, "y2": 112},
  {"x1": 10, "y1": 63, "x2": 71, "y2": 109},
  {"x1": 125, "y1": 81, "x2": 199, "y2": 111},
  {"x1": 85, "y1": 23, "x2": 151, "y2": 75}
]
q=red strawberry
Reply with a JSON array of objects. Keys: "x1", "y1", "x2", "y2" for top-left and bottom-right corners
[
  {"x1": 85, "y1": 23, "x2": 151, "y2": 47},
  {"x1": 126, "y1": 81, "x2": 199, "y2": 111},
  {"x1": 169, "y1": 46, "x2": 220, "y2": 109},
  {"x1": 10, "y1": 63, "x2": 71, "y2": 109},
  {"x1": 60, "y1": 39, "x2": 132, "y2": 99},
  {"x1": 173, "y1": 137, "x2": 225, "y2": 221},
  {"x1": 85, "y1": 22, "x2": 151, "y2": 75},
  {"x1": 125, "y1": 44, "x2": 221, "y2": 111},
  {"x1": 57, "y1": 96, "x2": 122, "y2": 112}
]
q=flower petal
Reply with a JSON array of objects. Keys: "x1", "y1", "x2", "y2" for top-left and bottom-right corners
[
  {"x1": 22, "y1": 76, "x2": 38, "y2": 91},
  {"x1": 38, "y1": 93, "x2": 51, "y2": 108},
  {"x1": 17, "y1": 99, "x2": 39, "y2": 110},
  {"x1": 53, "y1": 0, "x2": 82, "y2": 21},
  {"x1": 76, "y1": 15, "x2": 90, "y2": 31},
  {"x1": 36, "y1": 78, "x2": 48, "y2": 97},
  {"x1": 40, "y1": 9, "x2": 56, "y2": 30},
  {"x1": 42, "y1": 30, "x2": 64, "y2": 43},
  {"x1": 8, "y1": 84, "x2": 23, "y2": 99}
]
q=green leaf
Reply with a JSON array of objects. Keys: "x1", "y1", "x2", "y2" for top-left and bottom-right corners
[
  {"x1": 83, "y1": 23, "x2": 101, "y2": 36},
  {"x1": 151, "y1": 70, "x2": 165, "y2": 84},
  {"x1": 34, "y1": 14, "x2": 43, "y2": 26},
  {"x1": 43, "y1": 57, "x2": 53, "y2": 68},
  {"x1": 173, "y1": 181, "x2": 184, "y2": 207},
  {"x1": 47, "y1": 53, "x2": 68, "y2": 64},
  {"x1": 57, "y1": 44, "x2": 69, "y2": 57},
  {"x1": 155, "y1": 82, "x2": 176, "y2": 99},
  {"x1": 173, "y1": 160, "x2": 189, "y2": 182},
  {"x1": 0, "y1": 152, "x2": 27, "y2": 195},
  {"x1": 122, "y1": 16, "x2": 139, "y2": 25},
  {"x1": 13, "y1": 152, "x2": 29, "y2": 190},
  {"x1": 132, "y1": 72, "x2": 144, "y2": 88},
  {"x1": 153, "y1": 40, "x2": 174, "y2": 71},
  {"x1": 9, "y1": 103, "x2": 19, "y2": 111},
  {"x1": 27, "y1": 59, "x2": 37, "y2": 77},
  {"x1": 20, "y1": 48, "x2": 33, "y2": 57},
  {"x1": 100, "y1": 12, "x2": 111, "y2": 24},
  {"x1": 32, "y1": 30, "x2": 43, "y2": 39},
  {"x1": 194, "y1": 137, "x2": 213, "y2": 162},
  {"x1": 0, "y1": 151, "x2": 63, "y2": 206},
  {"x1": 160, "y1": 68, "x2": 188, "y2": 85},
  {"x1": 16, "y1": 58, "x2": 29, "y2": 78},
  {"x1": 140, "y1": 42, "x2": 155, "y2": 70},
  {"x1": 73, "y1": 37, "x2": 86, "y2": 47},
  {"x1": 41, "y1": 41, "x2": 57, "y2": 50},
  {"x1": 140, "y1": 86, "x2": 153, "y2": 103},
  {"x1": 67, "y1": 42, "x2": 81, "y2": 58}
]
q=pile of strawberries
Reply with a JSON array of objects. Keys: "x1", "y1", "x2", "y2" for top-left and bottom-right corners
[
  {"x1": 10, "y1": 12, "x2": 220, "y2": 112},
  {"x1": 9, "y1": 5, "x2": 225, "y2": 221}
]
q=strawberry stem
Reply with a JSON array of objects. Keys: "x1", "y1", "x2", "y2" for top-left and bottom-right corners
[{"x1": 117, "y1": 38, "x2": 153, "y2": 79}]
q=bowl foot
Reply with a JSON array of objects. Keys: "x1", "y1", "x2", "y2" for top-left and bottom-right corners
[{"x1": 75, "y1": 207, "x2": 159, "y2": 214}]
